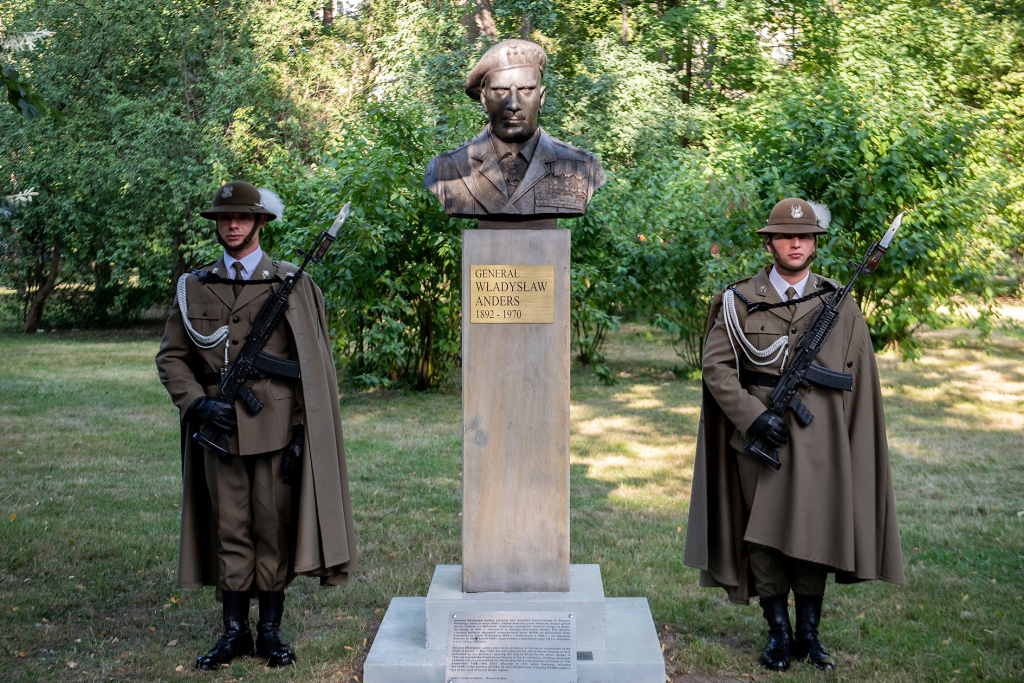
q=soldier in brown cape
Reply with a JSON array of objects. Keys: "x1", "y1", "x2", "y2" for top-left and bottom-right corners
[
  {"x1": 156, "y1": 182, "x2": 357, "y2": 670},
  {"x1": 683, "y1": 198, "x2": 904, "y2": 671}
]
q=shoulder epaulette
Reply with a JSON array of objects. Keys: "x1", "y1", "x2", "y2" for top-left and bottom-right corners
[
  {"x1": 547, "y1": 137, "x2": 594, "y2": 160},
  {"x1": 725, "y1": 275, "x2": 753, "y2": 289},
  {"x1": 817, "y1": 275, "x2": 841, "y2": 290}
]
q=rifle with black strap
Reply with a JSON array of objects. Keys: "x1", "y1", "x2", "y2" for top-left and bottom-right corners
[
  {"x1": 194, "y1": 202, "x2": 351, "y2": 456},
  {"x1": 743, "y1": 212, "x2": 905, "y2": 470}
]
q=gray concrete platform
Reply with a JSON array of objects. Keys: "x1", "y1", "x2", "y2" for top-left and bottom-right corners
[
  {"x1": 364, "y1": 595, "x2": 665, "y2": 683},
  {"x1": 425, "y1": 564, "x2": 607, "y2": 650}
]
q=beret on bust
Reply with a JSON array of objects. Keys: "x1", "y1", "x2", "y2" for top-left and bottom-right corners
[{"x1": 465, "y1": 39, "x2": 548, "y2": 101}]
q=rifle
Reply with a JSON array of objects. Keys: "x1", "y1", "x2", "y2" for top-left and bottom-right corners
[
  {"x1": 194, "y1": 202, "x2": 352, "y2": 456},
  {"x1": 744, "y1": 212, "x2": 905, "y2": 470}
]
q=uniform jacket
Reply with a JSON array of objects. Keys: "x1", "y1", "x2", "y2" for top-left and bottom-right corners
[
  {"x1": 423, "y1": 126, "x2": 606, "y2": 220},
  {"x1": 683, "y1": 266, "x2": 904, "y2": 603},
  {"x1": 156, "y1": 254, "x2": 357, "y2": 588}
]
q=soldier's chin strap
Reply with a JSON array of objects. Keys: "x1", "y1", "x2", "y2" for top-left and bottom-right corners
[{"x1": 214, "y1": 217, "x2": 263, "y2": 251}]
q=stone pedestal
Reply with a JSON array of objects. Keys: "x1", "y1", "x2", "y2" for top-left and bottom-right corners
[
  {"x1": 364, "y1": 565, "x2": 666, "y2": 683},
  {"x1": 461, "y1": 229, "x2": 571, "y2": 592},
  {"x1": 362, "y1": 227, "x2": 665, "y2": 683},
  {"x1": 425, "y1": 565, "x2": 605, "y2": 651}
]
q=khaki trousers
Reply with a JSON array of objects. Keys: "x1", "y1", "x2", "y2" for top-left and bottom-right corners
[
  {"x1": 737, "y1": 451, "x2": 827, "y2": 598},
  {"x1": 203, "y1": 447, "x2": 293, "y2": 592}
]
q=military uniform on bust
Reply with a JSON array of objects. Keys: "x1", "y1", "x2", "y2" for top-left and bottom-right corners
[
  {"x1": 156, "y1": 181, "x2": 357, "y2": 670},
  {"x1": 423, "y1": 39, "x2": 605, "y2": 222},
  {"x1": 683, "y1": 198, "x2": 904, "y2": 672}
]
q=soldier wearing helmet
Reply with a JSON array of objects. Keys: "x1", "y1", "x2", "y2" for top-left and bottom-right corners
[
  {"x1": 156, "y1": 182, "x2": 357, "y2": 670},
  {"x1": 684, "y1": 198, "x2": 904, "y2": 672}
]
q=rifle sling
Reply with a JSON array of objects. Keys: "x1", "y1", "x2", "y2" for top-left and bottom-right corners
[
  {"x1": 742, "y1": 365, "x2": 852, "y2": 392},
  {"x1": 192, "y1": 270, "x2": 284, "y2": 286},
  {"x1": 729, "y1": 286, "x2": 830, "y2": 313}
]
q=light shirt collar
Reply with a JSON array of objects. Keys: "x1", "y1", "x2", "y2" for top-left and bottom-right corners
[
  {"x1": 769, "y1": 266, "x2": 811, "y2": 300},
  {"x1": 223, "y1": 247, "x2": 264, "y2": 281}
]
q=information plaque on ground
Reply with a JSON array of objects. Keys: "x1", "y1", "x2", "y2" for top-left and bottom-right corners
[
  {"x1": 469, "y1": 265, "x2": 555, "y2": 324},
  {"x1": 445, "y1": 610, "x2": 577, "y2": 683}
]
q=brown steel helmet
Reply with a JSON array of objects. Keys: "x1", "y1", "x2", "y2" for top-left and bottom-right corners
[
  {"x1": 199, "y1": 181, "x2": 279, "y2": 221},
  {"x1": 756, "y1": 197, "x2": 829, "y2": 235}
]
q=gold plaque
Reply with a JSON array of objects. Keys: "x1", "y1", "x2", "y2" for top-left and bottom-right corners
[{"x1": 469, "y1": 265, "x2": 554, "y2": 324}]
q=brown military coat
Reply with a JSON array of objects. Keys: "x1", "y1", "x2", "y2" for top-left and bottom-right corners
[
  {"x1": 157, "y1": 253, "x2": 300, "y2": 455},
  {"x1": 156, "y1": 254, "x2": 358, "y2": 588},
  {"x1": 683, "y1": 266, "x2": 904, "y2": 603}
]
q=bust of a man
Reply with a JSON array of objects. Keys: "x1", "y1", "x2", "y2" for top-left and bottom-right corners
[{"x1": 424, "y1": 40, "x2": 606, "y2": 223}]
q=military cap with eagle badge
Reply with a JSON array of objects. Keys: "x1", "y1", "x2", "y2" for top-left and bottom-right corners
[
  {"x1": 199, "y1": 181, "x2": 284, "y2": 222},
  {"x1": 757, "y1": 197, "x2": 831, "y2": 234}
]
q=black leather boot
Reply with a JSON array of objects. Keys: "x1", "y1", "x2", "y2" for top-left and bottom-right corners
[
  {"x1": 793, "y1": 593, "x2": 835, "y2": 670},
  {"x1": 758, "y1": 593, "x2": 793, "y2": 671},
  {"x1": 196, "y1": 591, "x2": 254, "y2": 670},
  {"x1": 255, "y1": 590, "x2": 296, "y2": 667}
]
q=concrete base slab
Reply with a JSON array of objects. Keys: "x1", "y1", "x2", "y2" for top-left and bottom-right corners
[
  {"x1": 425, "y1": 564, "x2": 607, "y2": 650},
  {"x1": 364, "y1": 597, "x2": 664, "y2": 683}
]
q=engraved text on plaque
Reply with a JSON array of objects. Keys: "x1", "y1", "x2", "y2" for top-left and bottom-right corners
[
  {"x1": 445, "y1": 610, "x2": 577, "y2": 683},
  {"x1": 469, "y1": 265, "x2": 555, "y2": 324}
]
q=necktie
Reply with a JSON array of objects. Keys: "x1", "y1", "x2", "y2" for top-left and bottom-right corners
[
  {"x1": 786, "y1": 286, "x2": 797, "y2": 316},
  {"x1": 232, "y1": 262, "x2": 244, "y2": 299}
]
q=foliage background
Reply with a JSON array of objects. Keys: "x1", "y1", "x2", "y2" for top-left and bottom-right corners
[{"x1": 1, "y1": 0, "x2": 1022, "y2": 385}]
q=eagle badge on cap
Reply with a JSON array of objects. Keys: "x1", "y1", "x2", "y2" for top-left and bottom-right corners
[
  {"x1": 791, "y1": 203, "x2": 803, "y2": 218},
  {"x1": 221, "y1": 185, "x2": 233, "y2": 199},
  {"x1": 506, "y1": 42, "x2": 525, "y2": 65}
]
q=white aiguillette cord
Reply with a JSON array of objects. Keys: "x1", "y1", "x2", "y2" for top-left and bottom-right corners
[
  {"x1": 176, "y1": 273, "x2": 230, "y2": 349},
  {"x1": 722, "y1": 287, "x2": 790, "y2": 381}
]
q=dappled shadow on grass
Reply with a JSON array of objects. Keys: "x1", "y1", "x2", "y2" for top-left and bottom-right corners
[
  {"x1": 2, "y1": 326, "x2": 1024, "y2": 681},
  {"x1": 567, "y1": 331, "x2": 1024, "y2": 681}
]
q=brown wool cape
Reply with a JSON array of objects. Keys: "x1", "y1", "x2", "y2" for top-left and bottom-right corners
[
  {"x1": 169, "y1": 261, "x2": 357, "y2": 590},
  {"x1": 683, "y1": 266, "x2": 904, "y2": 604}
]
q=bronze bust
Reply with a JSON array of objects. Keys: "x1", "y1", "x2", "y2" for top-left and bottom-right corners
[{"x1": 424, "y1": 40, "x2": 606, "y2": 224}]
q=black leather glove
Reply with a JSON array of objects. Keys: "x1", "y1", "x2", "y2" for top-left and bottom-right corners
[
  {"x1": 186, "y1": 396, "x2": 238, "y2": 433},
  {"x1": 281, "y1": 424, "x2": 305, "y2": 486},
  {"x1": 748, "y1": 410, "x2": 789, "y2": 448}
]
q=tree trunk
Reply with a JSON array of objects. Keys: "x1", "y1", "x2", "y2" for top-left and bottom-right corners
[
  {"x1": 323, "y1": 0, "x2": 334, "y2": 26},
  {"x1": 520, "y1": 12, "x2": 531, "y2": 39},
  {"x1": 21, "y1": 236, "x2": 62, "y2": 333},
  {"x1": 621, "y1": 3, "x2": 628, "y2": 47},
  {"x1": 475, "y1": 0, "x2": 497, "y2": 37},
  {"x1": 656, "y1": 0, "x2": 666, "y2": 62},
  {"x1": 683, "y1": 35, "x2": 692, "y2": 104}
]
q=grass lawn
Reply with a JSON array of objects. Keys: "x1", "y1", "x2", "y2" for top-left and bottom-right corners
[{"x1": 1, "y1": 314, "x2": 1023, "y2": 682}]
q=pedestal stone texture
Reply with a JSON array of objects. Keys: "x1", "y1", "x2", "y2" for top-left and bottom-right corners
[
  {"x1": 425, "y1": 565, "x2": 606, "y2": 651},
  {"x1": 363, "y1": 565, "x2": 666, "y2": 683},
  {"x1": 461, "y1": 229, "x2": 571, "y2": 593}
]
